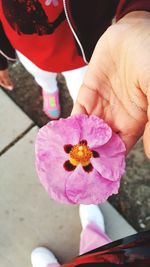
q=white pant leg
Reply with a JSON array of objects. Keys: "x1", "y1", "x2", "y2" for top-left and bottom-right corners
[
  {"x1": 16, "y1": 51, "x2": 58, "y2": 93},
  {"x1": 62, "y1": 65, "x2": 87, "y2": 103}
]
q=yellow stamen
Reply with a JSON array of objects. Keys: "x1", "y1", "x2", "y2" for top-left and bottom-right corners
[
  {"x1": 78, "y1": 151, "x2": 84, "y2": 157},
  {"x1": 69, "y1": 143, "x2": 93, "y2": 167},
  {"x1": 70, "y1": 157, "x2": 79, "y2": 166}
]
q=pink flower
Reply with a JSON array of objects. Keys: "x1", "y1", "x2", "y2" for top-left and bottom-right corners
[{"x1": 35, "y1": 115, "x2": 126, "y2": 204}]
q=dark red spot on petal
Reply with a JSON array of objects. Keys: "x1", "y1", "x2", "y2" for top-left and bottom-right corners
[
  {"x1": 79, "y1": 139, "x2": 87, "y2": 145},
  {"x1": 64, "y1": 160, "x2": 76, "y2": 171},
  {"x1": 92, "y1": 150, "x2": 99, "y2": 158},
  {"x1": 83, "y1": 163, "x2": 93, "y2": 173},
  {"x1": 64, "y1": 144, "x2": 73, "y2": 153}
]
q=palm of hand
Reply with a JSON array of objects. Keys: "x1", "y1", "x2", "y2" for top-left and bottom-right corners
[{"x1": 73, "y1": 14, "x2": 150, "y2": 156}]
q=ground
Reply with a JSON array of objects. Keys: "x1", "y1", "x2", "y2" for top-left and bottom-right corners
[{"x1": 3, "y1": 62, "x2": 150, "y2": 231}]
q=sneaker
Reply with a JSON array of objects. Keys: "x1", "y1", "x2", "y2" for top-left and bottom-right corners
[
  {"x1": 42, "y1": 90, "x2": 60, "y2": 119},
  {"x1": 31, "y1": 247, "x2": 59, "y2": 267},
  {"x1": 79, "y1": 204, "x2": 105, "y2": 232}
]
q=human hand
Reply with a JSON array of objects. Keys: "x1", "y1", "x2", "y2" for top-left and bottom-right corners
[
  {"x1": 72, "y1": 11, "x2": 150, "y2": 159},
  {"x1": 0, "y1": 69, "x2": 13, "y2": 90}
]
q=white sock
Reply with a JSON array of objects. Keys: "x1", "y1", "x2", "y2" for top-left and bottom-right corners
[
  {"x1": 31, "y1": 247, "x2": 59, "y2": 267},
  {"x1": 79, "y1": 204, "x2": 105, "y2": 232}
]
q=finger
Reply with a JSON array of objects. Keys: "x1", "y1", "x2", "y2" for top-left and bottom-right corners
[
  {"x1": 3, "y1": 77, "x2": 14, "y2": 90},
  {"x1": 0, "y1": 71, "x2": 14, "y2": 90},
  {"x1": 71, "y1": 100, "x2": 87, "y2": 115},
  {"x1": 72, "y1": 82, "x2": 105, "y2": 119},
  {"x1": 0, "y1": 79, "x2": 13, "y2": 90},
  {"x1": 143, "y1": 121, "x2": 150, "y2": 160}
]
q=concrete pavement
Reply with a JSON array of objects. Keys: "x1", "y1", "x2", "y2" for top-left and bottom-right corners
[{"x1": 0, "y1": 88, "x2": 136, "y2": 267}]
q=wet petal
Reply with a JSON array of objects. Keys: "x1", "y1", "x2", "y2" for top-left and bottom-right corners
[{"x1": 91, "y1": 133, "x2": 126, "y2": 181}]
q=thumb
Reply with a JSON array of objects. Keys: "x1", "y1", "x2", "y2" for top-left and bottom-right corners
[
  {"x1": 143, "y1": 121, "x2": 150, "y2": 160},
  {"x1": 71, "y1": 84, "x2": 92, "y2": 116},
  {"x1": 71, "y1": 100, "x2": 87, "y2": 116}
]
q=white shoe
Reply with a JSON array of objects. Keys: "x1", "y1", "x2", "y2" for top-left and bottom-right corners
[
  {"x1": 31, "y1": 247, "x2": 59, "y2": 267},
  {"x1": 79, "y1": 204, "x2": 105, "y2": 232}
]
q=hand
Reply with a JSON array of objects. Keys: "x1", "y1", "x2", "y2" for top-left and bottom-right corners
[
  {"x1": 72, "y1": 11, "x2": 150, "y2": 159},
  {"x1": 0, "y1": 69, "x2": 13, "y2": 90}
]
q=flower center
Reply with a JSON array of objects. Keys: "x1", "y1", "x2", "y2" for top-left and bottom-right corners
[{"x1": 69, "y1": 143, "x2": 93, "y2": 167}]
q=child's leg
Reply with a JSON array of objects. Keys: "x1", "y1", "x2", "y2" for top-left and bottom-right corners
[
  {"x1": 31, "y1": 247, "x2": 60, "y2": 267},
  {"x1": 47, "y1": 264, "x2": 60, "y2": 267},
  {"x1": 79, "y1": 205, "x2": 111, "y2": 255},
  {"x1": 16, "y1": 51, "x2": 60, "y2": 119},
  {"x1": 79, "y1": 222, "x2": 111, "y2": 255},
  {"x1": 16, "y1": 51, "x2": 58, "y2": 92},
  {"x1": 62, "y1": 66, "x2": 87, "y2": 103}
]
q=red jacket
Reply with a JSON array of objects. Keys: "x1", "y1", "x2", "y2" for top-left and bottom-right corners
[{"x1": 0, "y1": 0, "x2": 150, "y2": 71}]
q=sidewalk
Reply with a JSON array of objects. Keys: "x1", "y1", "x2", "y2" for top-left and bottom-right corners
[{"x1": 0, "y1": 88, "x2": 136, "y2": 267}]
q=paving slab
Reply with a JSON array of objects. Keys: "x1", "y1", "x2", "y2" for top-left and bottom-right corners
[
  {"x1": 0, "y1": 126, "x2": 136, "y2": 267},
  {"x1": 0, "y1": 88, "x2": 33, "y2": 152},
  {"x1": 0, "y1": 127, "x2": 81, "y2": 267},
  {"x1": 100, "y1": 202, "x2": 136, "y2": 241}
]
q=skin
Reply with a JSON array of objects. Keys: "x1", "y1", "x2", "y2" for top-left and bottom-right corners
[
  {"x1": 0, "y1": 68, "x2": 13, "y2": 90},
  {"x1": 72, "y1": 11, "x2": 150, "y2": 159}
]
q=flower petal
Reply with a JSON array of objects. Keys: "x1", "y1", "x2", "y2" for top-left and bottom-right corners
[
  {"x1": 35, "y1": 122, "x2": 68, "y2": 167},
  {"x1": 91, "y1": 133, "x2": 126, "y2": 181},
  {"x1": 75, "y1": 114, "x2": 112, "y2": 148},
  {"x1": 36, "y1": 144, "x2": 79, "y2": 204},
  {"x1": 38, "y1": 117, "x2": 81, "y2": 148},
  {"x1": 65, "y1": 165, "x2": 120, "y2": 204},
  {"x1": 35, "y1": 123, "x2": 76, "y2": 204}
]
